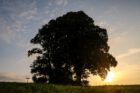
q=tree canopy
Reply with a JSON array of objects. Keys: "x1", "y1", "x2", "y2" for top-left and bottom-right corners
[{"x1": 28, "y1": 11, "x2": 117, "y2": 86}]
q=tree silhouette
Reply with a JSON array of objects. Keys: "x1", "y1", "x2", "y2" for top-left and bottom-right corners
[{"x1": 28, "y1": 11, "x2": 117, "y2": 86}]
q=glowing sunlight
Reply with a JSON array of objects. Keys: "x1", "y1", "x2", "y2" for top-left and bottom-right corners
[{"x1": 105, "y1": 71, "x2": 114, "y2": 82}]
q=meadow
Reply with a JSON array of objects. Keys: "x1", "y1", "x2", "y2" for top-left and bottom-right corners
[{"x1": 0, "y1": 82, "x2": 140, "y2": 93}]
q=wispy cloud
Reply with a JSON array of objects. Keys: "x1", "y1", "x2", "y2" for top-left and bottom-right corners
[
  {"x1": 0, "y1": 26, "x2": 16, "y2": 43},
  {"x1": 19, "y1": 7, "x2": 37, "y2": 21},
  {"x1": 0, "y1": 0, "x2": 37, "y2": 43},
  {"x1": 54, "y1": 0, "x2": 68, "y2": 6},
  {"x1": 0, "y1": 72, "x2": 31, "y2": 82},
  {"x1": 117, "y1": 48, "x2": 140, "y2": 59}
]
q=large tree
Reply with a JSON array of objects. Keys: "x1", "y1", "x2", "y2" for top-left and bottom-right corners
[{"x1": 28, "y1": 11, "x2": 117, "y2": 86}]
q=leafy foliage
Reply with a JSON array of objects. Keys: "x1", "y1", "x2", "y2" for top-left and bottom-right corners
[{"x1": 28, "y1": 11, "x2": 117, "y2": 86}]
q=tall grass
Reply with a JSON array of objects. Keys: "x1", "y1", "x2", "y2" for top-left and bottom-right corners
[{"x1": 0, "y1": 82, "x2": 140, "y2": 93}]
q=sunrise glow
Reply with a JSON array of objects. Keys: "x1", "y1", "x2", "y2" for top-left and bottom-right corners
[{"x1": 105, "y1": 72, "x2": 114, "y2": 82}]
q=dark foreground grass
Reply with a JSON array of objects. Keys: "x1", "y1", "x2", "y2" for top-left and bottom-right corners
[{"x1": 0, "y1": 82, "x2": 140, "y2": 93}]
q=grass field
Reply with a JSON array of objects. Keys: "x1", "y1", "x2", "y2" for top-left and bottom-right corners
[{"x1": 0, "y1": 82, "x2": 140, "y2": 93}]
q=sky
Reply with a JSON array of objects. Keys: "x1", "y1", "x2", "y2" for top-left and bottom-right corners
[{"x1": 0, "y1": 0, "x2": 140, "y2": 85}]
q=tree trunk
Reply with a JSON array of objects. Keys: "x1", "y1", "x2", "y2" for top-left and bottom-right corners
[{"x1": 76, "y1": 73, "x2": 82, "y2": 86}]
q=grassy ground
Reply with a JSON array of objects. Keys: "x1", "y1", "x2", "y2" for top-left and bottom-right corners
[{"x1": 0, "y1": 82, "x2": 140, "y2": 93}]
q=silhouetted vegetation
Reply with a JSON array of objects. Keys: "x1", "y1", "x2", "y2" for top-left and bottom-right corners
[
  {"x1": 0, "y1": 82, "x2": 140, "y2": 93},
  {"x1": 28, "y1": 11, "x2": 117, "y2": 86}
]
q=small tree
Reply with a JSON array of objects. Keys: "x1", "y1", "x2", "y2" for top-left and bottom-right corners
[{"x1": 28, "y1": 11, "x2": 117, "y2": 86}]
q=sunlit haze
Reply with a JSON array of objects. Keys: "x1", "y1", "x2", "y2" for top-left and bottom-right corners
[{"x1": 105, "y1": 71, "x2": 114, "y2": 82}]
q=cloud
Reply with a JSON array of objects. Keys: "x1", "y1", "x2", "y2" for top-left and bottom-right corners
[
  {"x1": 54, "y1": 0, "x2": 68, "y2": 6},
  {"x1": 19, "y1": 7, "x2": 37, "y2": 21},
  {"x1": 0, "y1": 26, "x2": 16, "y2": 43},
  {"x1": 0, "y1": 72, "x2": 31, "y2": 82},
  {"x1": 0, "y1": 0, "x2": 37, "y2": 43},
  {"x1": 117, "y1": 48, "x2": 140, "y2": 59}
]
